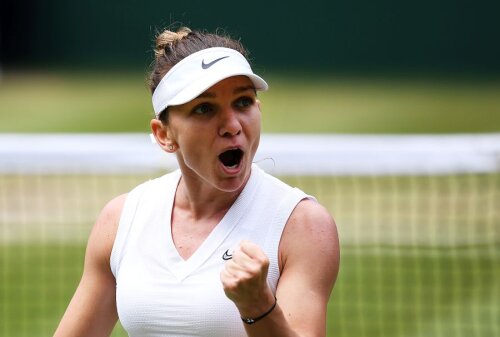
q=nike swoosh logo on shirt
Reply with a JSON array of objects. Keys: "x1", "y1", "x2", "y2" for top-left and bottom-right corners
[
  {"x1": 222, "y1": 249, "x2": 233, "y2": 260},
  {"x1": 201, "y1": 56, "x2": 229, "y2": 69}
]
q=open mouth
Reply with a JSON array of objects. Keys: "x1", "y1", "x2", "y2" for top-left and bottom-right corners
[{"x1": 218, "y1": 148, "x2": 244, "y2": 169}]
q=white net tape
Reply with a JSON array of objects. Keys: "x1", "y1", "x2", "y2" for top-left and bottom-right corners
[{"x1": 1, "y1": 133, "x2": 499, "y2": 175}]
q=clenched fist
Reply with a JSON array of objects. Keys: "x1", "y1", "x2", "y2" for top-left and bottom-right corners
[{"x1": 220, "y1": 240, "x2": 276, "y2": 318}]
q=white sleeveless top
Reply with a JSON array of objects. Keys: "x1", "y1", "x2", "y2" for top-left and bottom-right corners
[{"x1": 110, "y1": 165, "x2": 312, "y2": 337}]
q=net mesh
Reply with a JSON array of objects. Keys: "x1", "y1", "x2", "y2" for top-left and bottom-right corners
[{"x1": 0, "y1": 134, "x2": 499, "y2": 337}]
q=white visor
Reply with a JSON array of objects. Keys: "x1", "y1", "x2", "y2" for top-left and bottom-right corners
[{"x1": 152, "y1": 47, "x2": 268, "y2": 118}]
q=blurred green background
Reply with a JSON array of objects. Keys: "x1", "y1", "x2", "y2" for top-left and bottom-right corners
[
  {"x1": 1, "y1": 72, "x2": 500, "y2": 133},
  {"x1": 1, "y1": 0, "x2": 499, "y2": 133},
  {"x1": 0, "y1": 1, "x2": 499, "y2": 337}
]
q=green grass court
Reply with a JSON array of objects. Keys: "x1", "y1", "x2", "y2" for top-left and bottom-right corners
[
  {"x1": 1, "y1": 243, "x2": 498, "y2": 337},
  {"x1": 1, "y1": 172, "x2": 498, "y2": 336},
  {"x1": 0, "y1": 73, "x2": 499, "y2": 336}
]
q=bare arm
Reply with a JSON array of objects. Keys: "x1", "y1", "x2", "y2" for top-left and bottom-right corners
[
  {"x1": 221, "y1": 199, "x2": 340, "y2": 337},
  {"x1": 53, "y1": 194, "x2": 127, "y2": 337}
]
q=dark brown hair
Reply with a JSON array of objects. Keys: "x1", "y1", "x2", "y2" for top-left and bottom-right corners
[{"x1": 148, "y1": 27, "x2": 249, "y2": 122}]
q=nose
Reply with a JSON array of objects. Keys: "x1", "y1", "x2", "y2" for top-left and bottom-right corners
[{"x1": 218, "y1": 107, "x2": 242, "y2": 137}]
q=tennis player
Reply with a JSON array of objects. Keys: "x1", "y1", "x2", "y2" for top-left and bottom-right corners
[{"x1": 54, "y1": 27, "x2": 339, "y2": 337}]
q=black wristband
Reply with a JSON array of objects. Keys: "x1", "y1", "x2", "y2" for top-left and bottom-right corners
[{"x1": 241, "y1": 296, "x2": 277, "y2": 325}]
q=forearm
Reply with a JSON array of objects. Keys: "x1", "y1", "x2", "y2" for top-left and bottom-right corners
[
  {"x1": 240, "y1": 302, "x2": 312, "y2": 337},
  {"x1": 222, "y1": 240, "x2": 329, "y2": 337}
]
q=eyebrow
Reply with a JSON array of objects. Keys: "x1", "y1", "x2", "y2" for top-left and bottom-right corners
[
  {"x1": 233, "y1": 85, "x2": 256, "y2": 94},
  {"x1": 195, "y1": 85, "x2": 256, "y2": 99}
]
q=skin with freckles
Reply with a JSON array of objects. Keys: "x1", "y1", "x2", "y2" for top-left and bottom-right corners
[
  {"x1": 221, "y1": 240, "x2": 275, "y2": 316},
  {"x1": 54, "y1": 75, "x2": 339, "y2": 337},
  {"x1": 151, "y1": 76, "x2": 339, "y2": 337},
  {"x1": 219, "y1": 199, "x2": 339, "y2": 337},
  {"x1": 151, "y1": 76, "x2": 261, "y2": 196},
  {"x1": 54, "y1": 27, "x2": 339, "y2": 337},
  {"x1": 150, "y1": 76, "x2": 264, "y2": 261}
]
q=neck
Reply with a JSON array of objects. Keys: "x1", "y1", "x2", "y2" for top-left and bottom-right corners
[{"x1": 174, "y1": 171, "x2": 250, "y2": 221}]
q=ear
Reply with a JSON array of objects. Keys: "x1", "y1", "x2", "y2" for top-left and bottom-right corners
[{"x1": 150, "y1": 119, "x2": 178, "y2": 153}]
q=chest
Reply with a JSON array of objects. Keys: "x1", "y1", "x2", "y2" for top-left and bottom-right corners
[
  {"x1": 170, "y1": 208, "x2": 227, "y2": 260},
  {"x1": 111, "y1": 169, "x2": 304, "y2": 336},
  {"x1": 116, "y1": 249, "x2": 246, "y2": 337}
]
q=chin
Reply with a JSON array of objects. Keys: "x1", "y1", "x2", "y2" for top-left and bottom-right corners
[{"x1": 216, "y1": 165, "x2": 251, "y2": 193}]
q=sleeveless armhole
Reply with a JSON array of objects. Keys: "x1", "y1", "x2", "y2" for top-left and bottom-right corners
[
  {"x1": 265, "y1": 188, "x2": 316, "y2": 294},
  {"x1": 110, "y1": 181, "x2": 150, "y2": 279}
]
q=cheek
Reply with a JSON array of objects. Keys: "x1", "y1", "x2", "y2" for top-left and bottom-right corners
[
  {"x1": 247, "y1": 108, "x2": 262, "y2": 132},
  {"x1": 253, "y1": 112, "x2": 262, "y2": 137},
  {"x1": 246, "y1": 110, "x2": 261, "y2": 153},
  {"x1": 176, "y1": 127, "x2": 212, "y2": 164},
  {"x1": 172, "y1": 122, "x2": 199, "y2": 147}
]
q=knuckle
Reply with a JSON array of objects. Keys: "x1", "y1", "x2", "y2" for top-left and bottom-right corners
[
  {"x1": 248, "y1": 264, "x2": 261, "y2": 275},
  {"x1": 255, "y1": 255, "x2": 269, "y2": 267},
  {"x1": 224, "y1": 282, "x2": 236, "y2": 292}
]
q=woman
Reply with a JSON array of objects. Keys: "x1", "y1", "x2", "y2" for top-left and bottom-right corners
[{"x1": 54, "y1": 27, "x2": 340, "y2": 337}]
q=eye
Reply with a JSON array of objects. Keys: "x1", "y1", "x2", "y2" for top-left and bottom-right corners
[
  {"x1": 234, "y1": 96, "x2": 254, "y2": 109},
  {"x1": 192, "y1": 103, "x2": 214, "y2": 115}
]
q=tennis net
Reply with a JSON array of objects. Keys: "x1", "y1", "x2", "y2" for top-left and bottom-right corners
[{"x1": 1, "y1": 133, "x2": 499, "y2": 337}]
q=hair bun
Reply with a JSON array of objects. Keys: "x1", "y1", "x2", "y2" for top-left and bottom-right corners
[{"x1": 155, "y1": 27, "x2": 192, "y2": 56}]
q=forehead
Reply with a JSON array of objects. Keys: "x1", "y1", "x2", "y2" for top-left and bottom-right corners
[{"x1": 197, "y1": 76, "x2": 255, "y2": 98}]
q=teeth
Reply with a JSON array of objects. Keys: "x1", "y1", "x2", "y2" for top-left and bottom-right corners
[{"x1": 227, "y1": 164, "x2": 238, "y2": 169}]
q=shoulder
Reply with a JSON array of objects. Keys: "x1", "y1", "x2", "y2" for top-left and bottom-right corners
[
  {"x1": 86, "y1": 194, "x2": 128, "y2": 270},
  {"x1": 94, "y1": 193, "x2": 128, "y2": 236},
  {"x1": 279, "y1": 199, "x2": 340, "y2": 280},
  {"x1": 288, "y1": 199, "x2": 337, "y2": 236}
]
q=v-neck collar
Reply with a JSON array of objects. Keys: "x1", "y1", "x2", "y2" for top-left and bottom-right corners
[{"x1": 160, "y1": 166, "x2": 262, "y2": 281}]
